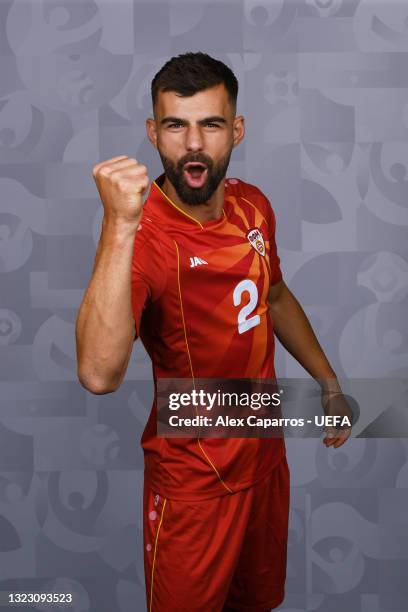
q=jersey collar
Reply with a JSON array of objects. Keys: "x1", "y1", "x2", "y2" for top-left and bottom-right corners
[{"x1": 144, "y1": 173, "x2": 227, "y2": 230}]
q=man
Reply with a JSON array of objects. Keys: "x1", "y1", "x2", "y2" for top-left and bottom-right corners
[{"x1": 76, "y1": 52, "x2": 352, "y2": 611}]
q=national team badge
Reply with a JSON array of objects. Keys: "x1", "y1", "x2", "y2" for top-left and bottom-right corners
[{"x1": 247, "y1": 228, "x2": 265, "y2": 256}]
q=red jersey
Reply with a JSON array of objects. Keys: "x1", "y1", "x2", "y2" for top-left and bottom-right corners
[{"x1": 131, "y1": 173, "x2": 286, "y2": 500}]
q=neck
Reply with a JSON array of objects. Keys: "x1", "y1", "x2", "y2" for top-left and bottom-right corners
[{"x1": 160, "y1": 175, "x2": 225, "y2": 223}]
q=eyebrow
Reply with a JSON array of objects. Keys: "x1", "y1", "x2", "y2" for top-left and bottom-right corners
[{"x1": 160, "y1": 116, "x2": 227, "y2": 126}]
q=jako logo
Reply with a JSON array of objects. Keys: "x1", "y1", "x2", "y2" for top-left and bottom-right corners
[{"x1": 190, "y1": 256, "x2": 208, "y2": 268}]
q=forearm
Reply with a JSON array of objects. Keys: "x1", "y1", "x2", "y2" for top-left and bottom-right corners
[
  {"x1": 75, "y1": 217, "x2": 138, "y2": 393},
  {"x1": 269, "y1": 285, "x2": 339, "y2": 388}
]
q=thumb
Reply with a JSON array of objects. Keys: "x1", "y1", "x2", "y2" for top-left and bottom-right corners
[{"x1": 323, "y1": 425, "x2": 337, "y2": 446}]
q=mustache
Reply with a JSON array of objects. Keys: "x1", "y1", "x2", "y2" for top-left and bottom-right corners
[{"x1": 176, "y1": 153, "x2": 213, "y2": 170}]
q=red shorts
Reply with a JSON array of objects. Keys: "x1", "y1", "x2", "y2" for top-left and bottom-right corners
[{"x1": 143, "y1": 455, "x2": 290, "y2": 611}]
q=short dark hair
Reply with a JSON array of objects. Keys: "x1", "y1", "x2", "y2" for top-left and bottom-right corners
[{"x1": 151, "y1": 52, "x2": 238, "y2": 112}]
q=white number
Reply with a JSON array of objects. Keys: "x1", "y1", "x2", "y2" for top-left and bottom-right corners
[{"x1": 233, "y1": 279, "x2": 260, "y2": 334}]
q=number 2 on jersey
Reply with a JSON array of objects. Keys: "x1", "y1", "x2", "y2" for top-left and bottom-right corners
[{"x1": 233, "y1": 279, "x2": 260, "y2": 334}]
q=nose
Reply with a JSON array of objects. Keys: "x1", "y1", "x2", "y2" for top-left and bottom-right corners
[{"x1": 185, "y1": 125, "x2": 203, "y2": 152}]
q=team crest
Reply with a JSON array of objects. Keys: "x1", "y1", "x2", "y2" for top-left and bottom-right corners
[{"x1": 247, "y1": 228, "x2": 265, "y2": 256}]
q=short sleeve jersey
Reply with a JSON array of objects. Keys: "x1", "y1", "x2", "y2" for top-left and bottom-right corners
[{"x1": 131, "y1": 173, "x2": 285, "y2": 500}]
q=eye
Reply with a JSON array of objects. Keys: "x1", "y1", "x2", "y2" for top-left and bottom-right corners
[
  {"x1": 168, "y1": 122, "x2": 184, "y2": 129},
  {"x1": 205, "y1": 122, "x2": 219, "y2": 128}
]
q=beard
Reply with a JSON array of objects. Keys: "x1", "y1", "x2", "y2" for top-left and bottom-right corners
[{"x1": 158, "y1": 147, "x2": 232, "y2": 205}]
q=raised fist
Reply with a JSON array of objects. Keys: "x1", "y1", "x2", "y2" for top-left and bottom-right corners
[{"x1": 92, "y1": 155, "x2": 149, "y2": 223}]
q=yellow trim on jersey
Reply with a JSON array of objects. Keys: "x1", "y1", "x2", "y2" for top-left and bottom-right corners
[
  {"x1": 154, "y1": 180, "x2": 204, "y2": 229},
  {"x1": 149, "y1": 497, "x2": 167, "y2": 612},
  {"x1": 154, "y1": 180, "x2": 227, "y2": 228},
  {"x1": 173, "y1": 240, "x2": 234, "y2": 495},
  {"x1": 196, "y1": 439, "x2": 233, "y2": 493}
]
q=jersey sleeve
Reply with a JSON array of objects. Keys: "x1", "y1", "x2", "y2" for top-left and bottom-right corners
[
  {"x1": 265, "y1": 202, "x2": 283, "y2": 286},
  {"x1": 131, "y1": 227, "x2": 167, "y2": 340}
]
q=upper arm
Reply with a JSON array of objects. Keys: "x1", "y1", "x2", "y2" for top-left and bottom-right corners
[
  {"x1": 268, "y1": 278, "x2": 285, "y2": 305},
  {"x1": 267, "y1": 206, "x2": 284, "y2": 305},
  {"x1": 264, "y1": 201, "x2": 283, "y2": 288}
]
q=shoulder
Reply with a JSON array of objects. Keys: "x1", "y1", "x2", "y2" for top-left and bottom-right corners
[
  {"x1": 132, "y1": 214, "x2": 167, "y2": 273},
  {"x1": 225, "y1": 177, "x2": 276, "y2": 225},
  {"x1": 132, "y1": 209, "x2": 169, "y2": 251}
]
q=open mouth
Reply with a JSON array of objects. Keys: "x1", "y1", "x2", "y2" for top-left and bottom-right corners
[{"x1": 183, "y1": 162, "x2": 208, "y2": 188}]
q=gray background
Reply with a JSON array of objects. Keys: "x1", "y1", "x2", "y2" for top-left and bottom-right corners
[{"x1": 1, "y1": 0, "x2": 408, "y2": 610}]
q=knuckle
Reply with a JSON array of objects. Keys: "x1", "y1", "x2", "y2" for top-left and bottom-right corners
[
  {"x1": 138, "y1": 175, "x2": 149, "y2": 188},
  {"x1": 99, "y1": 166, "x2": 112, "y2": 178},
  {"x1": 111, "y1": 171, "x2": 124, "y2": 185},
  {"x1": 117, "y1": 179, "x2": 129, "y2": 192}
]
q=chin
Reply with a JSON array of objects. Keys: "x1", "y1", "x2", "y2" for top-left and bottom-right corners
[
  {"x1": 180, "y1": 193, "x2": 209, "y2": 206},
  {"x1": 178, "y1": 183, "x2": 211, "y2": 206}
]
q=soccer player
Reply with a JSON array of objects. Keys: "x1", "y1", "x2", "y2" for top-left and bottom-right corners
[{"x1": 76, "y1": 52, "x2": 352, "y2": 611}]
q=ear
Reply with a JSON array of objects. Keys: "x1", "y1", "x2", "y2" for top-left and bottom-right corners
[
  {"x1": 232, "y1": 114, "x2": 245, "y2": 148},
  {"x1": 146, "y1": 117, "x2": 158, "y2": 148}
]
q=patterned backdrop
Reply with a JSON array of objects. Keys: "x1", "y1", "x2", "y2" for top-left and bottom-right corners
[{"x1": 0, "y1": 0, "x2": 408, "y2": 610}]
